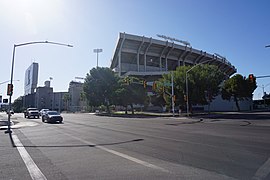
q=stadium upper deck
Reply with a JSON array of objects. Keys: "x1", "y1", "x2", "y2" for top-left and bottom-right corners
[{"x1": 111, "y1": 32, "x2": 236, "y2": 77}]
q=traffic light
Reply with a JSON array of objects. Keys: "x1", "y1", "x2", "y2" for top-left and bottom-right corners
[
  {"x1": 143, "y1": 80, "x2": 147, "y2": 88},
  {"x1": 248, "y1": 74, "x2": 255, "y2": 83},
  {"x1": 7, "y1": 84, "x2": 13, "y2": 96},
  {"x1": 152, "y1": 81, "x2": 156, "y2": 90},
  {"x1": 173, "y1": 95, "x2": 176, "y2": 102},
  {"x1": 3, "y1": 99, "x2": 8, "y2": 103}
]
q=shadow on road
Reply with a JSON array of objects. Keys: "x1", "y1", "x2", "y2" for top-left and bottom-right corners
[
  {"x1": 165, "y1": 119, "x2": 203, "y2": 126},
  {"x1": 200, "y1": 113, "x2": 270, "y2": 120},
  {"x1": 13, "y1": 138, "x2": 144, "y2": 148}
]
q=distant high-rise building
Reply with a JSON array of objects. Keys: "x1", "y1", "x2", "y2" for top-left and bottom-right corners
[{"x1": 24, "y1": 62, "x2": 39, "y2": 95}]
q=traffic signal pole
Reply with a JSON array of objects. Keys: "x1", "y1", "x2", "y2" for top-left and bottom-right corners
[
  {"x1": 5, "y1": 45, "x2": 15, "y2": 134},
  {"x1": 5, "y1": 41, "x2": 73, "y2": 134}
]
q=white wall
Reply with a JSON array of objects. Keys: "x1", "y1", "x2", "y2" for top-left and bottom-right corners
[{"x1": 204, "y1": 95, "x2": 253, "y2": 111}]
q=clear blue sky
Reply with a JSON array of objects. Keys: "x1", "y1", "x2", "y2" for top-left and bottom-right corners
[{"x1": 0, "y1": 0, "x2": 270, "y2": 101}]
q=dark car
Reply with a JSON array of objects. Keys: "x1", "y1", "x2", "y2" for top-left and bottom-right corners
[
  {"x1": 6, "y1": 109, "x2": 14, "y2": 115},
  {"x1": 42, "y1": 111, "x2": 63, "y2": 123}
]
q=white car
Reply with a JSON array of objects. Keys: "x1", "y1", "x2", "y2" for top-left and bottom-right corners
[
  {"x1": 39, "y1": 109, "x2": 49, "y2": 116},
  {"x1": 24, "y1": 108, "x2": 40, "y2": 119}
]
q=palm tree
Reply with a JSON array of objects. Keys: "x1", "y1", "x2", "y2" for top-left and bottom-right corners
[{"x1": 63, "y1": 93, "x2": 71, "y2": 111}]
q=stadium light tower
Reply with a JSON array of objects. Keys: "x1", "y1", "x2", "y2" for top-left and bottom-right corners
[
  {"x1": 5, "y1": 41, "x2": 73, "y2": 134},
  {"x1": 93, "y1": 48, "x2": 103, "y2": 68}
]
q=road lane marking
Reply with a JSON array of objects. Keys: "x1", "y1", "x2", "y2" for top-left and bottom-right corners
[
  {"x1": 12, "y1": 134, "x2": 47, "y2": 180},
  {"x1": 60, "y1": 130, "x2": 169, "y2": 173},
  {"x1": 98, "y1": 146, "x2": 169, "y2": 173},
  {"x1": 253, "y1": 158, "x2": 270, "y2": 180}
]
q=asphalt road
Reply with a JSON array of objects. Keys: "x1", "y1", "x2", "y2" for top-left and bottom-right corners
[{"x1": 1, "y1": 112, "x2": 270, "y2": 180}]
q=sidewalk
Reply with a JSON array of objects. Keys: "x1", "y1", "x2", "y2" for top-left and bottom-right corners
[
  {"x1": 0, "y1": 129, "x2": 32, "y2": 179},
  {"x1": 0, "y1": 113, "x2": 14, "y2": 130}
]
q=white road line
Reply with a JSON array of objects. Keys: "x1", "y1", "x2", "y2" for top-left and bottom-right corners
[
  {"x1": 98, "y1": 146, "x2": 169, "y2": 173},
  {"x1": 12, "y1": 134, "x2": 47, "y2": 180},
  {"x1": 253, "y1": 158, "x2": 270, "y2": 180},
  {"x1": 60, "y1": 130, "x2": 169, "y2": 173}
]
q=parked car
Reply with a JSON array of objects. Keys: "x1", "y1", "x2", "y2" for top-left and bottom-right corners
[
  {"x1": 42, "y1": 111, "x2": 63, "y2": 123},
  {"x1": 39, "y1": 109, "x2": 49, "y2": 117},
  {"x1": 24, "y1": 108, "x2": 40, "y2": 119}
]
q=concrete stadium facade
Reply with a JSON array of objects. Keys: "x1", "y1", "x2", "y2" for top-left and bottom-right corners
[{"x1": 111, "y1": 32, "x2": 236, "y2": 78}]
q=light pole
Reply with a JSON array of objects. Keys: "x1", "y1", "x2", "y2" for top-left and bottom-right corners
[
  {"x1": 185, "y1": 60, "x2": 212, "y2": 116},
  {"x1": 5, "y1": 41, "x2": 73, "y2": 134},
  {"x1": 93, "y1": 48, "x2": 103, "y2": 68},
  {"x1": 149, "y1": 59, "x2": 175, "y2": 115},
  {"x1": 0, "y1": 80, "x2": 19, "y2": 86}
]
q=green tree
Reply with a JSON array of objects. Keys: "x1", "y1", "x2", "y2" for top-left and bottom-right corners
[
  {"x1": 156, "y1": 64, "x2": 224, "y2": 112},
  {"x1": 83, "y1": 67, "x2": 119, "y2": 113},
  {"x1": 114, "y1": 76, "x2": 147, "y2": 114},
  {"x1": 12, "y1": 96, "x2": 24, "y2": 113},
  {"x1": 221, "y1": 74, "x2": 257, "y2": 111}
]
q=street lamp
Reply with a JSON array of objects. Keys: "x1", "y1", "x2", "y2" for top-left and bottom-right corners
[
  {"x1": 5, "y1": 41, "x2": 73, "y2": 134},
  {"x1": 0, "y1": 80, "x2": 19, "y2": 86},
  {"x1": 185, "y1": 60, "x2": 212, "y2": 116},
  {"x1": 93, "y1": 48, "x2": 103, "y2": 68},
  {"x1": 265, "y1": 45, "x2": 270, "y2": 48}
]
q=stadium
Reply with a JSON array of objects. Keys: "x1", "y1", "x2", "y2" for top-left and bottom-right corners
[
  {"x1": 110, "y1": 33, "x2": 253, "y2": 112},
  {"x1": 111, "y1": 32, "x2": 236, "y2": 78}
]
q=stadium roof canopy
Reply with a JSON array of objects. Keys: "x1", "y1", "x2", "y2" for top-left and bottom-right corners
[{"x1": 110, "y1": 32, "x2": 236, "y2": 78}]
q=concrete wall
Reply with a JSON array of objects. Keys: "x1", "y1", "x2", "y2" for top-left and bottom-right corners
[
  {"x1": 35, "y1": 87, "x2": 53, "y2": 110},
  {"x1": 204, "y1": 95, "x2": 253, "y2": 112}
]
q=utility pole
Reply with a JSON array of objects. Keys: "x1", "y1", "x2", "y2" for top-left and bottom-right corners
[{"x1": 171, "y1": 73, "x2": 174, "y2": 116}]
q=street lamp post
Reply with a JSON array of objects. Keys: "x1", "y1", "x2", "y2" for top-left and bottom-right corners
[
  {"x1": 93, "y1": 48, "x2": 103, "y2": 68},
  {"x1": 5, "y1": 41, "x2": 73, "y2": 134},
  {"x1": 0, "y1": 80, "x2": 19, "y2": 86},
  {"x1": 185, "y1": 60, "x2": 212, "y2": 116}
]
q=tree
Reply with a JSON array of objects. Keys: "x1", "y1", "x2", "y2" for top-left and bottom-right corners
[
  {"x1": 83, "y1": 67, "x2": 119, "y2": 113},
  {"x1": 221, "y1": 74, "x2": 257, "y2": 111},
  {"x1": 63, "y1": 93, "x2": 70, "y2": 111},
  {"x1": 156, "y1": 64, "x2": 224, "y2": 112},
  {"x1": 12, "y1": 96, "x2": 24, "y2": 113},
  {"x1": 114, "y1": 76, "x2": 147, "y2": 114}
]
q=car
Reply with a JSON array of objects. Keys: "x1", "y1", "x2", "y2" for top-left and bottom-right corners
[
  {"x1": 6, "y1": 109, "x2": 14, "y2": 115},
  {"x1": 39, "y1": 109, "x2": 49, "y2": 117},
  {"x1": 42, "y1": 111, "x2": 63, "y2": 123},
  {"x1": 24, "y1": 108, "x2": 40, "y2": 119}
]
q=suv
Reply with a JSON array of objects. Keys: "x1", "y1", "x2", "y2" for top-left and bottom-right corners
[{"x1": 24, "y1": 108, "x2": 40, "y2": 119}]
